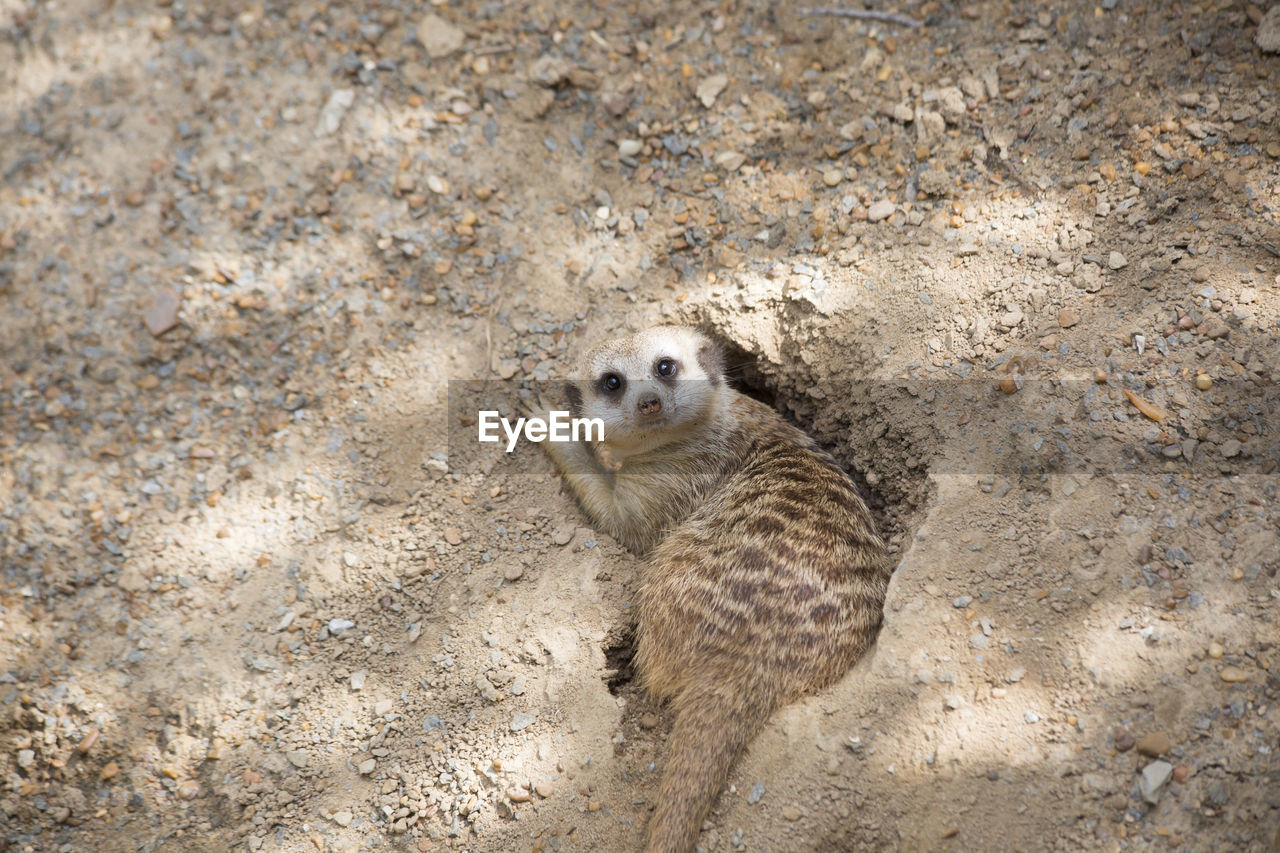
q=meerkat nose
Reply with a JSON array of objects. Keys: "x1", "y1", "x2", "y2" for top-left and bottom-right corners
[{"x1": 636, "y1": 393, "x2": 662, "y2": 416}]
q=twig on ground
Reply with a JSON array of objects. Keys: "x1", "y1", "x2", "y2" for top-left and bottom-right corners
[
  {"x1": 1219, "y1": 227, "x2": 1280, "y2": 258},
  {"x1": 265, "y1": 327, "x2": 296, "y2": 356},
  {"x1": 985, "y1": 147, "x2": 1040, "y2": 198},
  {"x1": 485, "y1": 303, "x2": 494, "y2": 379},
  {"x1": 800, "y1": 7, "x2": 922, "y2": 28}
]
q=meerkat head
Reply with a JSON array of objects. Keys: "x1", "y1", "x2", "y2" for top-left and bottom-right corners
[{"x1": 566, "y1": 326, "x2": 726, "y2": 456}]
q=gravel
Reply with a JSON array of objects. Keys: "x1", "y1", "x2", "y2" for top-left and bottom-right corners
[{"x1": 1, "y1": 1, "x2": 1276, "y2": 852}]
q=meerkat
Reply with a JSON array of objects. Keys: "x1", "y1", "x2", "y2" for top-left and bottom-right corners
[{"x1": 531, "y1": 326, "x2": 891, "y2": 853}]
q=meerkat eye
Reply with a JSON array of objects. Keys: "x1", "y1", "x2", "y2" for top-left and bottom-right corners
[
  {"x1": 655, "y1": 358, "x2": 678, "y2": 378},
  {"x1": 600, "y1": 373, "x2": 624, "y2": 394}
]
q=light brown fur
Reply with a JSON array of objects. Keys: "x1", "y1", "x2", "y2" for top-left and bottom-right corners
[{"x1": 535, "y1": 326, "x2": 891, "y2": 853}]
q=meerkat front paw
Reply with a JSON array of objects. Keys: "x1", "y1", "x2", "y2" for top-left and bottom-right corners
[
  {"x1": 521, "y1": 390, "x2": 618, "y2": 470},
  {"x1": 518, "y1": 390, "x2": 557, "y2": 421},
  {"x1": 593, "y1": 443, "x2": 624, "y2": 471}
]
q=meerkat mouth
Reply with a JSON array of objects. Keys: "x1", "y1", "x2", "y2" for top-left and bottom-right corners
[
  {"x1": 601, "y1": 417, "x2": 677, "y2": 452},
  {"x1": 630, "y1": 410, "x2": 675, "y2": 431}
]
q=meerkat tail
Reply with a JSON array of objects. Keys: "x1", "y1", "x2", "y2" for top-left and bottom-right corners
[{"x1": 645, "y1": 681, "x2": 775, "y2": 853}]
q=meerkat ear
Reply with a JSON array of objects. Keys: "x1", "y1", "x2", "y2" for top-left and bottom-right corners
[
  {"x1": 564, "y1": 382, "x2": 583, "y2": 416},
  {"x1": 695, "y1": 338, "x2": 724, "y2": 386}
]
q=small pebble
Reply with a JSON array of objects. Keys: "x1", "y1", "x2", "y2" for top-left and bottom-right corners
[
  {"x1": 416, "y1": 14, "x2": 465, "y2": 58},
  {"x1": 1141, "y1": 760, "x2": 1173, "y2": 804},
  {"x1": 696, "y1": 73, "x2": 728, "y2": 108},
  {"x1": 1219, "y1": 666, "x2": 1248, "y2": 683},
  {"x1": 1257, "y1": 5, "x2": 1280, "y2": 52},
  {"x1": 144, "y1": 288, "x2": 182, "y2": 337},
  {"x1": 1201, "y1": 317, "x2": 1230, "y2": 339},
  {"x1": 77, "y1": 728, "x2": 100, "y2": 754},
  {"x1": 1136, "y1": 731, "x2": 1170, "y2": 757},
  {"x1": 867, "y1": 200, "x2": 895, "y2": 222},
  {"x1": 715, "y1": 150, "x2": 746, "y2": 171},
  {"x1": 1113, "y1": 729, "x2": 1135, "y2": 752}
]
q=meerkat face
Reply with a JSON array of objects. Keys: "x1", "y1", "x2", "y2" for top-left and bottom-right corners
[{"x1": 567, "y1": 326, "x2": 725, "y2": 452}]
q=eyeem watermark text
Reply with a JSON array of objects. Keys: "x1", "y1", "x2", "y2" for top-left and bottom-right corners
[{"x1": 477, "y1": 411, "x2": 604, "y2": 452}]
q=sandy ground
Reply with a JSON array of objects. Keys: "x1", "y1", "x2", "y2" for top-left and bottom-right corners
[{"x1": 2, "y1": 1, "x2": 1279, "y2": 851}]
